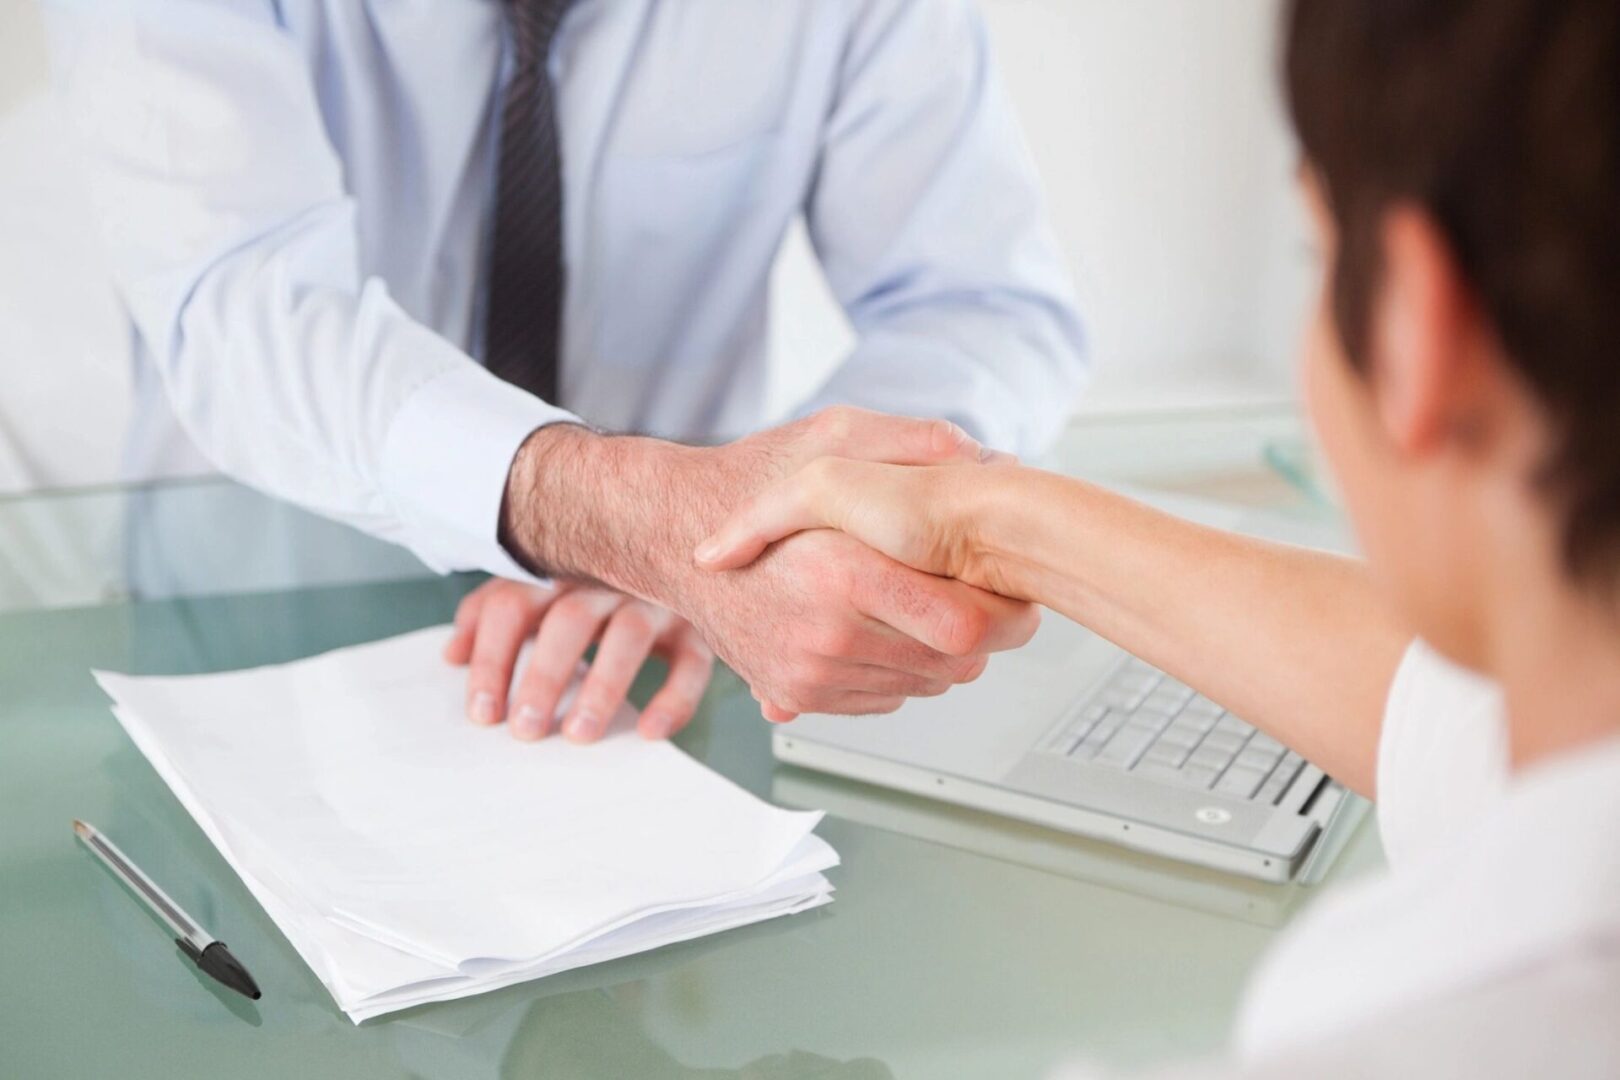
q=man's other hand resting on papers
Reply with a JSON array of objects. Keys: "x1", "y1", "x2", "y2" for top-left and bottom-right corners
[{"x1": 443, "y1": 580, "x2": 716, "y2": 745}]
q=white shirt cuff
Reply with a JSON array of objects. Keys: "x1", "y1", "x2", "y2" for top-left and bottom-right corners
[{"x1": 380, "y1": 364, "x2": 579, "y2": 580}]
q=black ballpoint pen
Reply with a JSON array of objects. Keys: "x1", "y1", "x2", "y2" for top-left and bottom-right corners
[{"x1": 73, "y1": 819, "x2": 262, "y2": 1001}]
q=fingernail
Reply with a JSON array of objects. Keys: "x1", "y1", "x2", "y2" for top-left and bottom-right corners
[
  {"x1": 513, "y1": 704, "x2": 544, "y2": 740},
  {"x1": 693, "y1": 539, "x2": 720, "y2": 565},
  {"x1": 641, "y1": 713, "x2": 673, "y2": 739},
  {"x1": 980, "y1": 448, "x2": 1018, "y2": 465},
  {"x1": 470, "y1": 691, "x2": 497, "y2": 726},
  {"x1": 563, "y1": 708, "x2": 601, "y2": 743}
]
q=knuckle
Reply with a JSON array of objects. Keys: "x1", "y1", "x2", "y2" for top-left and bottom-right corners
[
  {"x1": 655, "y1": 685, "x2": 698, "y2": 714},
  {"x1": 577, "y1": 688, "x2": 620, "y2": 715},
  {"x1": 808, "y1": 621, "x2": 859, "y2": 659},
  {"x1": 680, "y1": 654, "x2": 717, "y2": 691},
  {"x1": 800, "y1": 455, "x2": 840, "y2": 490},
  {"x1": 770, "y1": 689, "x2": 812, "y2": 716},
  {"x1": 797, "y1": 655, "x2": 842, "y2": 691},
  {"x1": 781, "y1": 666, "x2": 836, "y2": 709},
  {"x1": 935, "y1": 603, "x2": 991, "y2": 657},
  {"x1": 518, "y1": 655, "x2": 567, "y2": 692},
  {"x1": 485, "y1": 589, "x2": 529, "y2": 620},
  {"x1": 927, "y1": 418, "x2": 966, "y2": 456},
  {"x1": 469, "y1": 650, "x2": 508, "y2": 673},
  {"x1": 949, "y1": 653, "x2": 991, "y2": 684},
  {"x1": 812, "y1": 405, "x2": 855, "y2": 443},
  {"x1": 521, "y1": 669, "x2": 567, "y2": 698},
  {"x1": 549, "y1": 593, "x2": 595, "y2": 624},
  {"x1": 611, "y1": 606, "x2": 656, "y2": 641},
  {"x1": 589, "y1": 666, "x2": 638, "y2": 701},
  {"x1": 823, "y1": 550, "x2": 861, "y2": 592},
  {"x1": 681, "y1": 633, "x2": 716, "y2": 664}
]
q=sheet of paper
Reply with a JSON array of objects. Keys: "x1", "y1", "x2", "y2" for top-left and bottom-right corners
[{"x1": 95, "y1": 626, "x2": 837, "y2": 1021}]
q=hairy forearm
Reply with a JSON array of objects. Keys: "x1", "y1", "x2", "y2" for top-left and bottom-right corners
[
  {"x1": 500, "y1": 422, "x2": 803, "y2": 621},
  {"x1": 500, "y1": 425, "x2": 712, "y2": 606},
  {"x1": 968, "y1": 470, "x2": 1411, "y2": 797}
]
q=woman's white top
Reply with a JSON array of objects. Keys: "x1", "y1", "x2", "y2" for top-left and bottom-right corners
[{"x1": 1060, "y1": 640, "x2": 1620, "y2": 1079}]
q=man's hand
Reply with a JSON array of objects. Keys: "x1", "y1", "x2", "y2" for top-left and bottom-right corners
[
  {"x1": 683, "y1": 526, "x2": 1034, "y2": 723},
  {"x1": 443, "y1": 579, "x2": 715, "y2": 743},
  {"x1": 499, "y1": 407, "x2": 1040, "y2": 721}
]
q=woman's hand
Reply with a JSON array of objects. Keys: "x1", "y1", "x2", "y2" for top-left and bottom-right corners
[
  {"x1": 693, "y1": 457, "x2": 1007, "y2": 592},
  {"x1": 694, "y1": 456, "x2": 1019, "y2": 724},
  {"x1": 442, "y1": 579, "x2": 715, "y2": 744}
]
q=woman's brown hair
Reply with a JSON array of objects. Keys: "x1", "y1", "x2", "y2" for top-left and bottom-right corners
[{"x1": 1285, "y1": 0, "x2": 1620, "y2": 585}]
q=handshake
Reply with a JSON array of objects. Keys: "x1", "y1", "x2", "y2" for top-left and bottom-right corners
[{"x1": 445, "y1": 407, "x2": 1038, "y2": 742}]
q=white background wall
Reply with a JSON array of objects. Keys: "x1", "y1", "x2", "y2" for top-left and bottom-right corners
[
  {"x1": 987, "y1": 0, "x2": 1311, "y2": 404},
  {"x1": 0, "y1": 0, "x2": 132, "y2": 494},
  {"x1": 0, "y1": 0, "x2": 1313, "y2": 494},
  {"x1": 769, "y1": 0, "x2": 1312, "y2": 416}
]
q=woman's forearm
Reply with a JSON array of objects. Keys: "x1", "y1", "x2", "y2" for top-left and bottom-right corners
[{"x1": 966, "y1": 469, "x2": 1411, "y2": 797}]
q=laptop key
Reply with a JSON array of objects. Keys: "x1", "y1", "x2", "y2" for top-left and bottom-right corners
[
  {"x1": 1269, "y1": 751, "x2": 1306, "y2": 789},
  {"x1": 1179, "y1": 764, "x2": 1222, "y2": 790},
  {"x1": 1214, "y1": 765, "x2": 1267, "y2": 799},
  {"x1": 1255, "y1": 773, "x2": 1292, "y2": 805},
  {"x1": 1174, "y1": 711, "x2": 1219, "y2": 735},
  {"x1": 1157, "y1": 725, "x2": 1204, "y2": 750},
  {"x1": 1248, "y1": 732, "x2": 1285, "y2": 755},
  {"x1": 1235, "y1": 747, "x2": 1281, "y2": 773},
  {"x1": 1101, "y1": 688, "x2": 1145, "y2": 710},
  {"x1": 1096, "y1": 728, "x2": 1155, "y2": 768},
  {"x1": 1200, "y1": 731, "x2": 1247, "y2": 757},
  {"x1": 1061, "y1": 664, "x2": 1324, "y2": 801},
  {"x1": 1063, "y1": 726, "x2": 1101, "y2": 755},
  {"x1": 1115, "y1": 671, "x2": 1161, "y2": 694},
  {"x1": 1071, "y1": 730, "x2": 1111, "y2": 760},
  {"x1": 1127, "y1": 712, "x2": 1172, "y2": 735},
  {"x1": 1092, "y1": 711, "x2": 1126, "y2": 739},
  {"x1": 1140, "y1": 741, "x2": 1191, "y2": 769},
  {"x1": 1189, "y1": 745, "x2": 1234, "y2": 771},
  {"x1": 1143, "y1": 688, "x2": 1188, "y2": 714}
]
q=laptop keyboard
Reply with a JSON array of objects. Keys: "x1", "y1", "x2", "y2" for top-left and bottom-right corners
[{"x1": 1041, "y1": 657, "x2": 1307, "y2": 805}]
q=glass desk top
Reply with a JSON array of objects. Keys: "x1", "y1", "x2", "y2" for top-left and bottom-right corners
[{"x1": 0, "y1": 406, "x2": 1381, "y2": 1079}]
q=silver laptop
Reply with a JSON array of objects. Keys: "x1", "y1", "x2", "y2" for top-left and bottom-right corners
[{"x1": 772, "y1": 498, "x2": 1366, "y2": 884}]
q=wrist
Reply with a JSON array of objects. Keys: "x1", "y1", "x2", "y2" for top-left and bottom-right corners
[
  {"x1": 500, "y1": 423, "x2": 590, "y2": 579},
  {"x1": 501, "y1": 424, "x2": 711, "y2": 604},
  {"x1": 961, "y1": 466, "x2": 1048, "y2": 602}
]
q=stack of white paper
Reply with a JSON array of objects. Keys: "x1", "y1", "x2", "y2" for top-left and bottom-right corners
[{"x1": 94, "y1": 626, "x2": 837, "y2": 1022}]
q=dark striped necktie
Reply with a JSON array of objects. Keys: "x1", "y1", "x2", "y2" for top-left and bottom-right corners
[{"x1": 484, "y1": 0, "x2": 575, "y2": 405}]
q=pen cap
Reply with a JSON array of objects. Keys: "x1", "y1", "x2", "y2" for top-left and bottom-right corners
[{"x1": 179, "y1": 939, "x2": 262, "y2": 1001}]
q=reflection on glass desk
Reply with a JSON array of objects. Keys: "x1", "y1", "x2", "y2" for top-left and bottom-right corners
[
  {"x1": 0, "y1": 476, "x2": 432, "y2": 614},
  {"x1": 771, "y1": 770, "x2": 1370, "y2": 929},
  {"x1": 0, "y1": 406, "x2": 1384, "y2": 1079}
]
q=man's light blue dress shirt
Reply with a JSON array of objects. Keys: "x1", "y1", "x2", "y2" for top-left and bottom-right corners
[{"x1": 46, "y1": 0, "x2": 1085, "y2": 577}]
